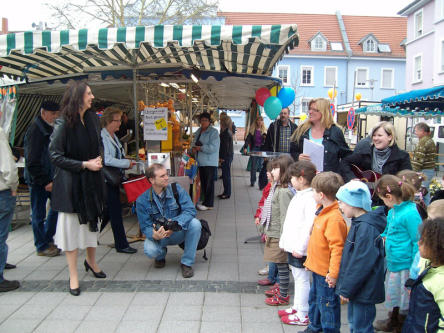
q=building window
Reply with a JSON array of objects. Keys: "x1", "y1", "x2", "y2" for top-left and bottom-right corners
[
  {"x1": 364, "y1": 39, "x2": 376, "y2": 52},
  {"x1": 324, "y1": 67, "x2": 337, "y2": 87},
  {"x1": 381, "y1": 69, "x2": 394, "y2": 89},
  {"x1": 414, "y1": 55, "x2": 422, "y2": 82},
  {"x1": 314, "y1": 37, "x2": 324, "y2": 50},
  {"x1": 278, "y1": 66, "x2": 290, "y2": 85},
  {"x1": 301, "y1": 66, "x2": 313, "y2": 86},
  {"x1": 414, "y1": 9, "x2": 423, "y2": 38},
  {"x1": 301, "y1": 98, "x2": 311, "y2": 113},
  {"x1": 356, "y1": 68, "x2": 368, "y2": 87}
]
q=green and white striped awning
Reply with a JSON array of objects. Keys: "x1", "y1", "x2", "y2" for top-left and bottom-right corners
[{"x1": 0, "y1": 25, "x2": 298, "y2": 81}]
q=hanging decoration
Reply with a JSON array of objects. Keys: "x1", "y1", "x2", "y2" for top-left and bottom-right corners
[{"x1": 328, "y1": 88, "x2": 338, "y2": 99}]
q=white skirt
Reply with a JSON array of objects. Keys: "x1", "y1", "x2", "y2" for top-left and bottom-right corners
[{"x1": 54, "y1": 212, "x2": 98, "y2": 251}]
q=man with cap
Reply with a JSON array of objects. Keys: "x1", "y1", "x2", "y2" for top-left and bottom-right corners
[
  {"x1": 336, "y1": 181, "x2": 387, "y2": 333},
  {"x1": 24, "y1": 101, "x2": 61, "y2": 257}
]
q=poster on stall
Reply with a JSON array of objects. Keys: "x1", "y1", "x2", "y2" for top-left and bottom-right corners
[{"x1": 143, "y1": 107, "x2": 168, "y2": 141}]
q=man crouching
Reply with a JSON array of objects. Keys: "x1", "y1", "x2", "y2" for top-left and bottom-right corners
[{"x1": 136, "y1": 163, "x2": 201, "y2": 278}]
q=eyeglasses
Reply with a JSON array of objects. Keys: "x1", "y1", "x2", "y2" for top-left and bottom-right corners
[{"x1": 309, "y1": 108, "x2": 320, "y2": 112}]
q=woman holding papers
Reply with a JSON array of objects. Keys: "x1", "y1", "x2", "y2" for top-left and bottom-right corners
[{"x1": 290, "y1": 98, "x2": 351, "y2": 174}]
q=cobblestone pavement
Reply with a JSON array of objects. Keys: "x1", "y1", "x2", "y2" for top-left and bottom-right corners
[{"x1": 0, "y1": 143, "x2": 387, "y2": 332}]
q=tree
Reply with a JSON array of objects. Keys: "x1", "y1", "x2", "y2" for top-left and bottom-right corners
[{"x1": 46, "y1": 0, "x2": 220, "y2": 29}]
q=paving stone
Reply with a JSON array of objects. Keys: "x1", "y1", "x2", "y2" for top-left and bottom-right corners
[
  {"x1": 0, "y1": 291, "x2": 35, "y2": 304},
  {"x1": 131, "y1": 292, "x2": 169, "y2": 306},
  {"x1": 242, "y1": 322, "x2": 284, "y2": 333},
  {"x1": 95, "y1": 291, "x2": 135, "y2": 306},
  {"x1": 162, "y1": 304, "x2": 202, "y2": 321},
  {"x1": 168, "y1": 292, "x2": 204, "y2": 305},
  {"x1": 47, "y1": 305, "x2": 91, "y2": 320},
  {"x1": 74, "y1": 320, "x2": 120, "y2": 333},
  {"x1": 202, "y1": 305, "x2": 241, "y2": 322},
  {"x1": 0, "y1": 303, "x2": 22, "y2": 322},
  {"x1": 0, "y1": 318, "x2": 41, "y2": 333},
  {"x1": 26, "y1": 291, "x2": 66, "y2": 305},
  {"x1": 157, "y1": 320, "x2": 200, "y2": 333},
  {"x1": 8, "y1": 304, "x2": 55, "y2": 320},
  {"x1": 33, "y1": 319, "x2": 80, "y2": 333},
  {"x1": 241, "y1": 306, "x2": 281, "y2": 323},
  {"x1": 204, "y1": 292, "x2": 241, "y2": 306},
  {"x1": 116, "y1": 320, "x2": 159, "y2": 333},
  {"x1": 122, "y1": 305, "x2": 165, "y2": 321},
  {"x1": 62, "y1": 292, "x2": 102, "y2": 306},
  {"x1": 83, "y1": 305, "x2": 127, "y2": 321}
]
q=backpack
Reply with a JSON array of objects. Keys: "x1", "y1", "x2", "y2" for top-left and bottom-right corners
[{"x1": 171, "y1": 183, "x2": 212, "y2": 260}]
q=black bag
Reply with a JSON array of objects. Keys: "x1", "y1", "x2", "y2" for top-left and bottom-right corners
[
  {"x1": 171, "y1": 183, "x2": 212, "y2": 260},
  {"x1": 102, "y1": 166, "x2": 122, "y2": 187}
]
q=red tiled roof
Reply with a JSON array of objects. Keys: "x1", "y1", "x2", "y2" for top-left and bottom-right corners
[
  {"x1": 218, "y1": 12, "x2": 406, "y2": 58},
  {"x1": 342, "y1": 15, "x2": 406, "y2": 58}
]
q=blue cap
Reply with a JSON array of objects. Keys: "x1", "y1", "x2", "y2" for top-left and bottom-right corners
[{"x1": 336, "y1": 180, "x2": 372, "y2": 212}]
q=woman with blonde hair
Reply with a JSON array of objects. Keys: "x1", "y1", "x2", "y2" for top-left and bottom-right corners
[
  {"x1": 290, "y1": 98, "x2": 350, "y2": 173},
  {"x1": 244, "y1": 116, "x2": 267, "y2": 187},
  {"x1": 342, "y1": 121, "x2": 411, "y2": 182}
]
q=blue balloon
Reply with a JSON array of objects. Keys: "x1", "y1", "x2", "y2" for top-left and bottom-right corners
[
  {"x1": 264, "y1": 96, "x2": 282, "y2": 120},
  {"x1": 277, "y1": 87, "x2": 295, "y2": 108}
]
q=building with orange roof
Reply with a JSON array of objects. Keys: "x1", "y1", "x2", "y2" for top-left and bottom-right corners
[{"x1": 218, "y1": 11, "x2": 407, "y2": 116}]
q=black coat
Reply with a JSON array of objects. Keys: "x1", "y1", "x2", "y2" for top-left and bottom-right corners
[
  {"x1": 336, "y1": 206, "x2": 387, "y2": 304},
  {"x1": 49, "y1": 114, "x2": 103, "y2": 213},
  {"x1": 262, "y1": 119, "x2": 297, "y2": 152},
  {"x1": 341, "y1": 140, "x2": 412, "y2": 182},
  {"x1": 24, "y1": 115, "x2": 55, "y2": 187},
  {"x1": 219, "y1": 128, "x2": 234, "y2": 160},
  {"x1": 290, "y1": 125, "x2": 352, "y2": 174}
]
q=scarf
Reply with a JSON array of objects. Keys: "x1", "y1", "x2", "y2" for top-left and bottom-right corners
[
  {"x1": 260, "y1": 181, "x2": 278, "y2": 230},
  {"x1": 372, "y1": 146, "x2": 392, "y2": 174},
  {"x1": 65, "y1": 110, "x2": 105, "y2": 232}
]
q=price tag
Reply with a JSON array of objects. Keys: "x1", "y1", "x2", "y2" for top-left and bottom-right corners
[{"x1": 154, "y1": 118, "x2": 167, "y2": 130}]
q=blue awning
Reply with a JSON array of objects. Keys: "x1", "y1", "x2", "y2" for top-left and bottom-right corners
[
  {"x1": 356, "y1": 103, "x2": 444, "y2": 118},
  {"x1": 381, "y1": 85, "x2": 444, "y2": 111}
]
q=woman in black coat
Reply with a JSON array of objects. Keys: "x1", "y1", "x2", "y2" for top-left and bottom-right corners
[
  {"x1": 49, "y1": 81, "x2": 106, "y2": 296},
  {"x1": 290, "y1": 98, "x2": 351, "y2": 174},
  {"x1": 218, "y1": 116, "x2": 234, "y2": 199},
  {"x1": 341, "y1": 121, "x2": 412, "y2": 182}
]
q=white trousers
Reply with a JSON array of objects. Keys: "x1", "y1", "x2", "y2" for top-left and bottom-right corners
[{"x1": 290, "y1": 265, "x2": 310, "y2": 315}]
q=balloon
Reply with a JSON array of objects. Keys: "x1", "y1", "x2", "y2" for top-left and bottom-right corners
[
  {"x1": 277, "y1": 87, "x2": 296, "y2": 108},
  {"x1": 355, "y1": 93, "x2": 362, "y2": 101},
  {"x1": 328, "y1": 88, "x2": 338, "y2": 99},
  {"x1": 255, "y1": 87, "x2": 271, "y2": 107},
  {"x1": 264, "y1": 97, "x2": 282, "y2": 120},
  {"x1": 270, "y1": 86, "x2": 281, "y2": 97}
]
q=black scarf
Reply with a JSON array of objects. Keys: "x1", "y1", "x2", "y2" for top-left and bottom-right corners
[{"x1": 65, "y1": 110, "x2": 105, "y2": 232}]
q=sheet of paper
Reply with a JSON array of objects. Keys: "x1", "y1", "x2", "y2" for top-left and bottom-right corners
[{"x1": 303, "y1": 138, "x2": 324, "y2": 172}]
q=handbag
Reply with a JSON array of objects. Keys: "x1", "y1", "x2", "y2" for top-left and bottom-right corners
[{"x1": 103, "y1": 166, "x2": 122, "y2": 187}]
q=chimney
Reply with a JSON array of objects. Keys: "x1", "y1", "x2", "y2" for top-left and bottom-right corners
[{"x1": 1, "y1": 18, "x2": 8, "y2": 35}]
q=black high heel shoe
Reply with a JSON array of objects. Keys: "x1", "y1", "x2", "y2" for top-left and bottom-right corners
[
  {"x1": 84, "y1": 260, "x2": 106, "y2": 278},
  {"x1": 68, "y1": 279, "x2": 80, "y2": 296}
]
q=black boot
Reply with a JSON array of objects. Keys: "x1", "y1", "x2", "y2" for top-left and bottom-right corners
[{"x1": 374, "y1": 307, "x2": 399, "y2": 332}]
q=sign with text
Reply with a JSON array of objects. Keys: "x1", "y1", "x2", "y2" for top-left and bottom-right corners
[{"x1": 143, "y1": 107, "x2": 168, "y2": 141}]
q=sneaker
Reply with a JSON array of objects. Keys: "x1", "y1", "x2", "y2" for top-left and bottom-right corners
[
  {"x1": 257, "y1": 278, "x2": 274, "y2": 286},
  {"x1": 196, "y1": 204, "x2": 209, "y2": 211},
  {"x1": 0, "y1": 279, "x2": 20, "y2": 292},
  {"x1": 264, "y1": 283, "x2": 279, "y2": 297},
  {"x1": 181, "y1": 264, "x2": 194, "y2": 278},
  {"x1": 281, "y1": 314, "x2": 309, "y2": 326},
  {"x1": 265, "y1": 292, "x2": 290, "y2": 306},
  {"x1": 258, "y1": 265, "x2": 268, "y2": 275},
  {"x1": 278, "y1": 307, "x2": 297, "y2": 317},
  {"x1": 37, "y1": 246, "x2": 60, "y2": 257},
  {"x1": 154, "y1": 259, "x2": 166, "y2": 268}
]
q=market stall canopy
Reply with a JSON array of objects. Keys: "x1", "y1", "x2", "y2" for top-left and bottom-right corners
[{"x1": 357, "y1": 85, "x2": 444, "y2": 117}]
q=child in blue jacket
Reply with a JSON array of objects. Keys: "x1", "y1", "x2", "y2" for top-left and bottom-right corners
[{"x1": 336, "y1": 181, "x2": 387, "y2": 333}]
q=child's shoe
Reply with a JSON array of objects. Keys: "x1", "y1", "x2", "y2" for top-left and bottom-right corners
[
  {"x1": 257, "y1": 265, "x2": 268, "y2": 275},
  {"x1": 278, "y1": 307, "x2": 297, "y2": 317},
  {"x1": 265, "y1": 291, "x2": 290, "y2": 306},
  {"x1": 264, "y1": 283, "x2": 279, "y2": 297},
  {"x1": 281, "y1": 313, "x2": 309, "y2": 326}
]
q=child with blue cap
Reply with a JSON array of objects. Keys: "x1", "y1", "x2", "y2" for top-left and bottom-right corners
[{"x1": 335, "y1": 181, "x2": 387, "y2": 333}]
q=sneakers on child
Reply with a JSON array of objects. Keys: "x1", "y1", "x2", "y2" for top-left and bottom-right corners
[
  {"x1": 257, "y1": 265, "x2": 268, "y2": 276},
  {"x1": 278, "y1": 307, "x2": 297, "y2": 317},
  {"x1": 281, "y1": 313, "x2": 309, "y2": 326},
  {"x1": 264, "y1": 283, "x2": 279, "y2": 297},
  {"x1": 265, "y1": 291, "x2": 290, "y2": 306}
]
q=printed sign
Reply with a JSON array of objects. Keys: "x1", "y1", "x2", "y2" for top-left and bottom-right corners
[{"x1": 143, "y1": 107, "x2": 168, "y2": 141}]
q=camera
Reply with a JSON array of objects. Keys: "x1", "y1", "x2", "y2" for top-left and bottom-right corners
[{"x1": 153, "y1": 216, "x2": 182, "y2": 232}]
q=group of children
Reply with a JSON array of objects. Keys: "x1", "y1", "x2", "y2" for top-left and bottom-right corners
[{"x1": 255, "y1": 155, "x2": 444, "y2": 332}]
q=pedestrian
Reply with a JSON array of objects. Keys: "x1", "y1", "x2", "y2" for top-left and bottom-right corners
[
  {"x1": 244, "y1": 116, "x2": 267, "y2": 187},
  {"x1": 218, "y1": 115, "x2": 234, "y2": 199}
]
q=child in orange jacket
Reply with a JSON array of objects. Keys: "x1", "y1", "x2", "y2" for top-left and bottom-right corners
[{"x1": 304, "y1": 172, "x2": 347, "y2": 333}]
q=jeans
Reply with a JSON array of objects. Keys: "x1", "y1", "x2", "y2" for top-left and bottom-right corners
[
  {"x1": 221, "y1": 157, "x2": 232, "y2": 197},
  {"x1": 308, "y1": 272, "x2": 341, "y2": 333},
  {"x1": 143, "y1": 218, "x2": 201, "y2": 266},
  {"x1": 0, "y1": 190, "x2": 16, "y2": 282},
  {"x1": 30, "y1": 185, "x2": 58, "y2": 252},
  {"x1": 250, "y1": 147, "x2": 263, "y2": 186},
  {"x1": 347, "y1": 301, "x2": 376, "y2": 333},
  {"x1": 267, "y1": 262, "x2": 279, "y2": 283},
  {"x1": 421, "y1": 169, "x2": 434, "y2": 205},
  {"x1": 106, "y1": 183, "x2": 129, "y2": 250},
  {"x1": 199, "y1": 166, "x2": 216, "y2": 207}
]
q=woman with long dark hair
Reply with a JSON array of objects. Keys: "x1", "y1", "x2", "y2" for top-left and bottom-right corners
[{"x1": 49, "y1": 81, "x2": 106, "y2": 296}]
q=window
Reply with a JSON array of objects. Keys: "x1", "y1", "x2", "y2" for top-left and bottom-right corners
[
  {"x1": 310, "y1": 34, "x2": 327, "y2": 51},
  {"x1": 301, "y1": 66, "x2": 313, "y2": 86},
  {"x1": 277, "y1": 65, "x2": 290, "y2": 85},
  {"x1": 324, "y1": 67, "x2": 337, "y2": 87},
  {"x1": 356, "y1": 68, "x2": 368, "y2": 87},
  {"x1": 364, "y1": 39, "x2": 376, "y2": 52},
  {"x1": 378, "y1": 44, "x2": 391, "y2": 53},
  {"x1": 381, "y1": 69, "x2": 394, "y2": 89},
  {"x1": 314, "y1": 37, "x2": 324, "y2": 50},
  {"x1": 414, "y1": 55, "x2": 422, "y2": 82},
  {"x1": 414, "y1": 9, "x2": 423, "y2": 38},
  {"x1": 330, "y1": 42, "x2": 343, "y2": 51},
  {"x1": 301, "y1": 98, "x2": 311, "y2": 114}
]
